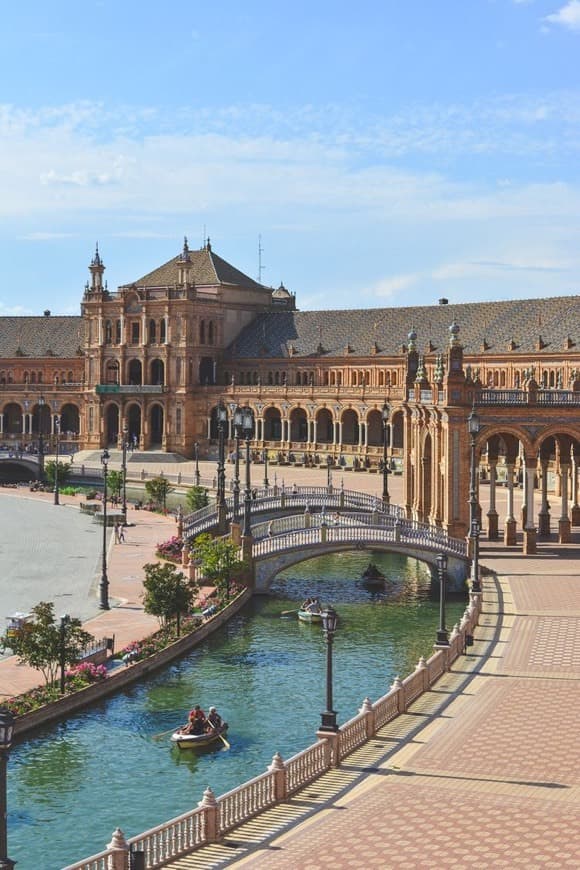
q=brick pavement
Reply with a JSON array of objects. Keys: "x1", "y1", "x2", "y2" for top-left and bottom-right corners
[{"x1": 164, "y1": 540, "x2": 580, "y2": 869}]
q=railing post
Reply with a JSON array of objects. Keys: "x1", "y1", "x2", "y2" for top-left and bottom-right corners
[
  {"x1": 359, "y1": 697, "x2": 376, "y2": 738},
  {"x1": 316, "y1": 729, "x2": 340, "y2": 768},
  {"x1": 415, "y1": 656, "x2": 429, "y2": 691},
  {"x1": 198, "y1": 786, "x2": 219, "y2": 843},
  {"x1": 107, "y1": 828, "x2": 130, "y2": 870},
  {"x1": 268, "y1": 752, "x2": 288, "y2": 802},
  {"x1": 391, "y1": 675, "x2": 405, "y2": 713}
]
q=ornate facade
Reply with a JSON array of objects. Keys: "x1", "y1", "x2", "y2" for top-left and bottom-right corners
[{"x1": 2, "y1": 239, "x2": 580, "y2": 554}]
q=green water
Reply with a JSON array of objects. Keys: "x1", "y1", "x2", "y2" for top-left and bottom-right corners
[{"x1": 7, "y1": 550, "x2": 465, "y2": 870}]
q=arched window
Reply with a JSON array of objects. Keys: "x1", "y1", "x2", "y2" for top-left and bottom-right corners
[
  {"x1": 268, "y1": 372, "x2": 273, "y2": 385},
  {"x1": 105, "y1": 320, "x2": 112, "y2": 345},
  {"x1": 200, "y1": 320, "x2": 206, "y2": 344},
  {"x1": 275, "y1": 372, "x2": 280, "y2": 385},
  {"x1": 208, "y1": 321, "x2": 215, "y2": 345},
  {"x1": 115, "y1": 320, "x2": 122, "y2": 344},
  {"x1": 160, "y1": 318, "x2": 166, "y2": 343},
  {"x1": 149, "y1": 319, "x2": 157, "y2": 344}
]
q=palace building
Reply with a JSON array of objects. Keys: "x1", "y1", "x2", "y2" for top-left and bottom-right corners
[{"x1": 2, "y1": 238, "x2": 580, "y2": 555}]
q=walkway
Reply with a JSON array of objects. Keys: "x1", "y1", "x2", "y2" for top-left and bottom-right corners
[
  {"x1": 163, "y1": 536, "x2": 580, "y2": 868},
  {"x1": 0, "y1": 490, "x2": 178, "y2": 699}
]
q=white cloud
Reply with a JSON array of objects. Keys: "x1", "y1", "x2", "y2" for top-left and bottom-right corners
[
  {"x1": 367, "y1": 274, "x2": 420, "y2": 298},
  {"x1": 545, "y1": 1, "x2": 580, "y2": 31}
]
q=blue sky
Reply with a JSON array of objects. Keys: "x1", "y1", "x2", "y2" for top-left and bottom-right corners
[{"x1": 1, "y1": 0, "x2": 579, "y2": 314}]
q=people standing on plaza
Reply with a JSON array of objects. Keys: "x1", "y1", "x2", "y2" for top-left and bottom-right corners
[
  {"x1": 118, "y1": 524, "x2": 125, "y2": 543},
  {"x1": 114, "y1": 521, "x2": 121, "y2": 544}
]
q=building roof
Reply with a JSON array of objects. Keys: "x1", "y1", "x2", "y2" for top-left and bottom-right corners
[
  {"x1": 226, "y1": 295, "x2": 580, "y2": 360},
  {"x1": 126, "y1": 242, "x2": 267, "y2": 291},
  {"x1": 0, "y1": 316, "x2": 84, "y2": 359}
]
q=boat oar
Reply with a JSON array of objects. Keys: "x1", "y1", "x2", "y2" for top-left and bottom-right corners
[
  {"x1": 280, "y1": 609, "x2": 297, "y2": 616},
  {"x1": 152, "y1": 726, "x2": 180, "y2": 740},
  {"x1": 217, "y1": 731, "x2": 231, "y2": 750}
]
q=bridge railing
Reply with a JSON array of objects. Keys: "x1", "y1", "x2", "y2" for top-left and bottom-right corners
[
  {"x1": 64, "y1": 593, "x2": 483, "y2": 870},
  {"x1": 252, "y1": 520, "x2": 468, "y2": 560}
]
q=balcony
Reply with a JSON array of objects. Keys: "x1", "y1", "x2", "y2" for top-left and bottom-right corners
[{"x1": 95, "y1": 384, "x2": 165, "y2": 395}]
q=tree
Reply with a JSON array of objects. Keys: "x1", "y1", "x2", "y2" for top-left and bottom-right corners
[
  {"x1": 192, "y1": 533, "x2": 244, "y2": 600},
  {"x1": 107, "y1": 470, "x2": 123, "y2": 501},
  {"x1": 185, "y1": 485, "x2": 209, "y2": 512},
  {"x1": 0, "y1": 602, "x2": 93, "y2": 687},
  {"x1": 142, "y1": 562, "x2": 195, "y2": 634},
  {"x1": 145, "y1": 475, "x2": 174, "y2": 511},
  {"x1": 44, "y1": 460, "x2": 72, "y2": 488}
]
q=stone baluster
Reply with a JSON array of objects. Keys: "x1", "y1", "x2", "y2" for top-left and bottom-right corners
[
  {"x1": 359, "y1": 697, "x2": 376, "y2": 739},
  {"x1": 268, "y1": 752, "x2": 288, "y2": 802},
  {"x1": 198, "y1": 786, "x2": 219, "y2": 843}
]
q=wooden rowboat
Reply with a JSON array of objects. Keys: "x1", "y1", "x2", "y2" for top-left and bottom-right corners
[
  {"x1": 298, "y1": 609, "x2": 323, "y2": 623},
  {"x1": 361, "y1": 563, "x2": 386, "y2": 585},
  {"x1": 170, "y1": 726, "x2": 228, "y2": 751}
]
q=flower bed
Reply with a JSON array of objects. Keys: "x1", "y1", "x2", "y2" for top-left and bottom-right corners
[
  {"x1": 4, "y1": 661, "x2": 107, "y2": 716},
  {"x1": 155, "y1": 535, "x2": 184, "y2": 563}
]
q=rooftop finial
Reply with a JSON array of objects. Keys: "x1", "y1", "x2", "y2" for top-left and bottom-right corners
[
  {"x1": 91, "y1": 243, "x2": 102, "y2": 267},
  {"x1": 206, "y1": 236, "x2": 212, "y2": 252},
  {"x1": 180, "y1": 236, "x2": 191, "y2": 262}
]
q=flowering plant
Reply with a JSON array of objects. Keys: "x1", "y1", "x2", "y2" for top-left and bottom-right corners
[{"x1": 155, "y1": 536, "x2": 184, "y2": 564}]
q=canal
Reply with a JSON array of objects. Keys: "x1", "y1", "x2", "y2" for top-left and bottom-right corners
[{"x1": 8, "y1": 550, "x2": 466, "y2": 869}]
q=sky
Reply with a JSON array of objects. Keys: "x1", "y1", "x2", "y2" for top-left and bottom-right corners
[{"x1": 0, "y1": 0, "x2": 579, "y2": 315}]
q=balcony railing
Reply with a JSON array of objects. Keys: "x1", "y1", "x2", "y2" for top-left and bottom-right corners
[{"x1": 95, "y1": 384, "x2": 165, "y2": 395}]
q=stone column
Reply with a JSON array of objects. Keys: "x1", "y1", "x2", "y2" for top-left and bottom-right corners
[
  {"x1": 487, "y1": 459, "x2": 499, "y2": 540},
  {"x1": 504, "y1": 461, "x2": 517, "y2": 546},
  {"x1": 571, "y1": 454, "x2": 580, "y2": 526},
  {"x1": 313, "y1": 418, "x2": 317, "y2": 445},
  {"x1": 558, "y1": 462, "x2": 571, "y2": 543},
  {"x1": 523, "y1": 462, "x2": 537, "y2": 554},
  {"x1": 538, "y1": 459, "x2": 550, "y2": 537}
]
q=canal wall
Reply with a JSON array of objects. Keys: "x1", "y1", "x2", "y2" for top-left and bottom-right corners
[{"x1": 13, "y1": 588, "x2": 252, "y2": 741}]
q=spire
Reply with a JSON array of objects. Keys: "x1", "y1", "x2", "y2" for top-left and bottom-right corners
[
  {"x1": 88, "y1": 243, "x2": 105, "y2": 294},
  {"x1": 180, "y1": 236, "x2": 191, "y2": 262}
]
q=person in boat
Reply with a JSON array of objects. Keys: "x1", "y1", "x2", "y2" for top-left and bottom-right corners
[
  {"x1": 309, "y1": 597, "x2": 322, "y2": 613},
  {"x1": 184, "y1": 704, "x2": 207, "y2": 735},
  {"x1": 206, "y1": 706, "x2": 224, "y2": 733}
]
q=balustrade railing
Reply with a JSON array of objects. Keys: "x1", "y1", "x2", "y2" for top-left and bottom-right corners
[{"x1": 65, "y1": 593, "x2": 483, "y2": 870}]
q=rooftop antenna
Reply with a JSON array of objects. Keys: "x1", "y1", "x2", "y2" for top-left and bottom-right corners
[{"x1": 258, "y1": 234, "x2": 265, "y2": 283}]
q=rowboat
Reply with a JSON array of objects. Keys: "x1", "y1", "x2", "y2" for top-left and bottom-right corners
[
  {"x1": 170, "y1": 726, "x2": 229, "y2": 751},
  {"x1": 298, "y1": 608, "x2": 323, "y2": 623},
  {"x1": 361, "y1": 563, "x2": 386, "y2": 585}
]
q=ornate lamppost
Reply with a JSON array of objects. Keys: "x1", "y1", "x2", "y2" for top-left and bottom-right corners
[
  {"x1": 232, "y1": 405, "x2": 243, "y2": 522},
  {"x1": 0, "y1": 708, "x2": 15, "y2": 870},
  {"x1": 100, "y1": 448, "x2": 111, "y2": 610},
  {"x1": 262, "y1": 448, "x2": 269, "y2": 488},
  {"x1": 37, "y1": 394, "x2": 45, "y2": 479},
  {"x1": 121, "y1": 424, "x2": 128, "y2": 526},
  {"x1": 319, "y1": 606, "x2": 339, "y2": 732},
  {"x1": 435, "y1": 553, "x2": 449, "y2": 646},
  {"x1": 216, "y1": 403, "x2": 228, "y2": 534},
  {"x1": 382, "y1": 403, "x2": 390, "y2": 506},
  {"x1": 194, "y1": 441, "x2": 201, "y2": 487},
  {"x1": 242, "y1": 406, "x2": 255, "y2": 539},
  {"x1": 468, "y1": 408, "x2": 482, "y2": 593},
  {"x1": 52, "y1": 404, "x2": 61, "y2": 505}
]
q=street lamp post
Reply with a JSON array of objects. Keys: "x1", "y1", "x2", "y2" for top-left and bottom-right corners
[
  {"x1": 319, "y1": 606, "x2": 339, "y2": 732},
  {"x1": 382, "y1": 403, "x2": 390, "y2": 506},
  {"x1": 216, "y1": 404, "x2": 228, "y2": 534},
  {"x1": 38, "y1": 394, "x2": 45, "y2": 480},
  {"x1": 435, "y1": 553, "x2": 449, "y2": 646},
  {"x1": 326, "y1": 455, "x2": 332, "y2": 490},
  {"x1": 53, "y1": 408, "x2": 61, "y2": 505},
  {"x1": 262, "y1": 448, "x2": 269, "y2": 488},
  {"x1": 59, "y1": 614, "x2": 70, "y2": 694},
  {"x1": 194, "y1": 441, "x2": 201, "y2": 487},
  {"x1": 232, "y1": 406, "x2": 243, "y2": 522},
  {"x1": 468, "y1": 408, "x2": 482, "y2": 593},
  {"x1": 0, "y1": 708, "x2": 15, "y2": 870},
  {"x1": 242, "y1": 406, "x2": 255, "y2": 538},
  {"x1": 100, "y1": 448, "x2": 110, "y2": 610},
  {"x1": 121, "y1": 424, "x2": 128, "y2": 526}
]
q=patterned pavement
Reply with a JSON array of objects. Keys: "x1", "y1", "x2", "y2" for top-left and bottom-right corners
[{"x1": 165, "y1": 539, "x2": 580, "y2": 869}]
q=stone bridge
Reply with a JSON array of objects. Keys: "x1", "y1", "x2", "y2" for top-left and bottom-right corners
[
  {"x1": 183, "y1": 486, "x2": 470, "y2": 592},
  {"x1": 0, "y1": 454, "x2": 42, "y2": 480},
  {"x1": 250, "y1": 517, "x2": 469, "y2": 592}
]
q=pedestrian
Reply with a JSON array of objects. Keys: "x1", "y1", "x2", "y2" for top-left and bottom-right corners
[
  {"x1": 114, "y1": 521, "x2": 120, "y2": 544},
  {"x1": 118, "y1": 525, "x2": 125, "y2": 543}
]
